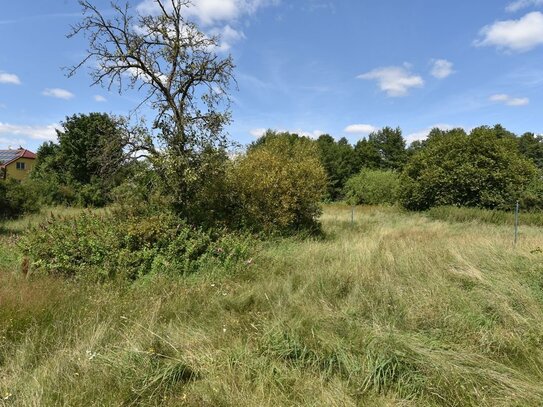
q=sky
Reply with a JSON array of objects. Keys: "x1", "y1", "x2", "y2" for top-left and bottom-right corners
[{"x1": 1, "y1": 0, "x2": 543, "y2": 151}]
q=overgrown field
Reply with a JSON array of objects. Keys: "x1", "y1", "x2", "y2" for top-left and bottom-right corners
[{"x1": 2, "y1": 205, "x2": 543, "y2": 406}]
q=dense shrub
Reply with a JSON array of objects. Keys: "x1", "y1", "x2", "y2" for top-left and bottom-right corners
[
  {"x1": 400, "y1": 127, "x2": 537, "y2": 211},
  {"x1": 519, "y1": 173, "x2": 543, "y2": 211},
  {"x1": 344, "y1": 169, "x2": 400, "y2": 205},
  {"x1": 0, "y1": 179, "x2": 41, "y2": 219},
  {"x1": 20, "y1": 211, "x2": 252, "y2": 280},
  {"x1": 231, "y1": 136, "x2": 327, "y2": 233}
]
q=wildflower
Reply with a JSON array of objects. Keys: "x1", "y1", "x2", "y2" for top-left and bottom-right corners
[{"x1": 86, "y1": 350, "x2": 97, "y2": 361}]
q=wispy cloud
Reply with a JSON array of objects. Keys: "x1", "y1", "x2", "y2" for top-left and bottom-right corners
[
  {"x1": 0, "y1": 137, "x2": 27, "y2": 149},
  {"x1": 474, "y1": 12, "x2": 543, "y2": 52},
  {"x1": 430, "y1": 59, "x2": 454, "y2": 79},
  {"x1": 506, "y1": 0, "x2": 543, "y2": 12},
  {"x1": 0, "y1": 72, "x2": 21, "y2": 85},
  {"x1": 94, "y1": 95, "x2": 107, "y2": 102},
  {"x1": 406, "y1": 124, "x2": 465, "y2": 144},
  {"x1": 249, "y1": 127, "x2": 324, "y2": 139},
  {"x1": 489, "y1": 93, "x2": 530, "y2": 106},
  {"x1": 137, "y1": 0, "x2": 279, "y2": 25},
  {"x1": 210, "y1": 24, "x2": 246, "y2": 52},
  {"x1": 250, "y1": 128, "x2": 267, "y2": 137},
  {"x1": 0, "y1": 122, "x2": 59, "y2": 141},
  {"x1": 42, "y1": 88, "x2": 75, "y2": 100},
  {"x1": 344, "y1": 124, "x2": 378, "y2": 135},
  {"x1": 357, "y1": 65, "x2": 424, "y2": 97}
]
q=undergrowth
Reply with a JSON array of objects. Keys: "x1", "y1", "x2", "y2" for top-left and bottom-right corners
[{"x1": 2, "y1": 205, "x2": 543, "y2": 405}]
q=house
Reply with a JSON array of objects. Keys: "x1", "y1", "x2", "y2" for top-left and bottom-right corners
[{"x1": 0, "y1": 148, "x2": 37, "y2": 181}]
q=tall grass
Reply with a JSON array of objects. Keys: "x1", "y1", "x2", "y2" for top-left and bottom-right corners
[
  {"x1": 2, "y1": 205, "x2": 543, "y2": 405},
  {"x1": 427, "y1": 205, "x2": 543, "y2": 227}
]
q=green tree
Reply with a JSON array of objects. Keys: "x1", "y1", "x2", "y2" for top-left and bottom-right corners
[
  {"x1": 316, "y1": 135, "x2": 357, "y2": 200},
  {"x1": 232, "y1": 136, "x2": 327, "y2": 233},
  {"x1": 518, "y1": 132, "x2": 543, "y2": 170},
  {"x1": 400, "y1": 126, "x2": 537, "y2": 210},
  {"x1": 344, "y1": 169, "x2": 400, "y2": 205},
  {"x1": 55, "y1": 113, "x2": 125, "y2": 185},
  {"x1": 353, "y1": 138, "x2": 381, "y2": 170},
  {"x1": 32, "y1": 113, "x2": 126, "y2": 206},
  {"x1": 367, "y1": 126, "x2": 407, "y2": 171},
  {"x1": 249, "y1": 130, "x2": 303, "y2": 152},
  {"x1": 69, "y1": 0, "x2": 235, "y2": 214}
]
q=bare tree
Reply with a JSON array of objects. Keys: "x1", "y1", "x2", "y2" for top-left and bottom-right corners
[{"x1": 68, "y1": 0, "x2": 235, "y2": 209}]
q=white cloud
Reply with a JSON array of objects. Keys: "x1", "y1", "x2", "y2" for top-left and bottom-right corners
[
  {"x1": 344, "y1": 124, "x2": 378, "y2": 135},
  {"x1": 212, "y1": 24, "x2": 245, "y2": 51},
  {"x1": 405, "y1": 124, "x2": 469, "y2": 144},
  {"x1": 357, "y1": 66, "x2": 424, "y2": 97},
  {"x1": 0, "y1": 137, "x2": 27, "y2": 149},
  {"x1": 137, "y1": 0, "x2": 278, "y2": 25},
  {"x1": 506, "y1": 0, "x2": 543, "y2": 12},
  {"x1": 430, "y1": 59, "x2": 454, "y2": 79},
  {"x1": 94, "y1": 95, "x2": 107, "y2": 102},
  {"x1": 0, "y1": 71, "x2": 21, "y2": 85},
  {"x1": 475, "y1": 12, "x2": 543, "y2": 52},
  {"x1": 297, "y1": 129, "x2": 324, "y2": 139},
  {"x1": 249, "y1": 128, "x2": 324, "y2": 139},
  {"x1": 489, "y1": 93, "x2": 530, "y2": 106},
  {"x1": 0, "y1": 122, "x2": 59, "y2": 141},
  {"x1": 42, "y1": 88, "x2": 75, "y2": 100},
  {"x1": 250, "y1": 128, "x2": 267, "y2": 137}
]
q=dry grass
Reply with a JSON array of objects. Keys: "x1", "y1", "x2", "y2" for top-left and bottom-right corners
[{"x1": 1, "y1": 205, "x2": 543, "y2": 405}]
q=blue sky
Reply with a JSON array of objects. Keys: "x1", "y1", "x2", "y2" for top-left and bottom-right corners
[{"x1": 1, "y1": 0, "x2": 543, "y2": 151}]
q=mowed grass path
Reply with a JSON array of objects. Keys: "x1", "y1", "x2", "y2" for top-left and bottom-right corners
[{"x1": 2, "y1": 205, "x2": 543, "y2": 406}]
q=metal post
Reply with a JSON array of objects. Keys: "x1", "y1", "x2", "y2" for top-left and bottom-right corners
[
  {"x1": 514, "y1": 201, "x2": 519, "y2": 245},
  {"x1": 351, "y1": 205, "x2": 354, "y2": 226}
]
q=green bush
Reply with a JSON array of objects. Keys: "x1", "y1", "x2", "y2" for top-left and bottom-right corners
[
  {"x1": 20, "y1": 211, "x2": 253, "y2": 281},
  {"x1": 0, "y1": 179, "x2": 41, "y2": 219},
  {"x1": 400, "y1": 127, "x2": 537, "y2": 211},
  {"x1": 231, "y1": 136, "x2": 327, "y2": 233},
  {"x1": 519, "y1": 174, "x2": 543, "y2": 211},
  {"x1": 344, "y1": 169, "x2": 400, "y2": 205}
]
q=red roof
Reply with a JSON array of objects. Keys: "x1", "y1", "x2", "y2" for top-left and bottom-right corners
[
  {"x1": 0, "y1": 148, "x2": 36, "y2": 167},
  {"x1": 19, "y1": 149, "x2": 37, "y2": 159}
]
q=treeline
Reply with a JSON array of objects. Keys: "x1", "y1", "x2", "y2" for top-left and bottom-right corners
[
  {"x1": 1, "y1": 113, "x2": 328, "y2": 234},
  {"x1": 256, "y1": 124, "x2": 543, "y2": 212},
  {"x1": 3, "y1": 119, "x2": 542, "y2": 224}
]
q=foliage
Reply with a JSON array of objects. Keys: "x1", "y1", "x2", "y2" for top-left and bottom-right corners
[
  {"x1": 344, "y1": 169, "x2": 400, "y2": 205},
  {"x1": 68, "y1": 0, "x2": 235, "y2": 213},
  {"x1": 0, "y1": 179, "x2": 40, "y2": 219},
  {"x1": 232, "y1": 136, "x2": 327, "y2": 233},
  {"x1": 316, "y1": 134, "x2": 358, "y2": 200},
  {"x1": 32, "y1": 113, "x2": 127, "y2": 207},
  {"x1": 353, "y1": 138, "x2": 381, "y2": 170},
  {"x1": 519, "y1": 173, "x2": 543, "y2": 211},
  {"x1": 4, "y1": 206, "x2": 543, "y2": 405},
  {"x1": 367, "y1": 126, "x2": 407, "y2": 171},
  {"x1": 518, "y1": 132, "x2": 543, "y2": 170},
  {"x1": 426, "y1": 205, "x2": 543, "y2": 227},
  {"x1": 20, "y1": 211, "x2": 252, "y2": 281},
  {"x1": 400, "y1": 126, "x2": 537, "y2": 211}
]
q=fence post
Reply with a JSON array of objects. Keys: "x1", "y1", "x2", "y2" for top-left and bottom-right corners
[
  {"x1": 514, "y1": 201, "x2": 519, "y2": 245},
  {"x1": 351, "y1": 205, "x2": 354, "y2": 226}
]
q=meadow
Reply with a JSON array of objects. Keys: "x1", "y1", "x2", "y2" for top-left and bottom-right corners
[{"x1": 2, "y1": 205, "x2": 543, "y2": 406}]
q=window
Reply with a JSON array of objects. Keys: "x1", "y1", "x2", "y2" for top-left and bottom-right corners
[{"x1": 16, "y1": 162, "x2": 26, "y2": 170}]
